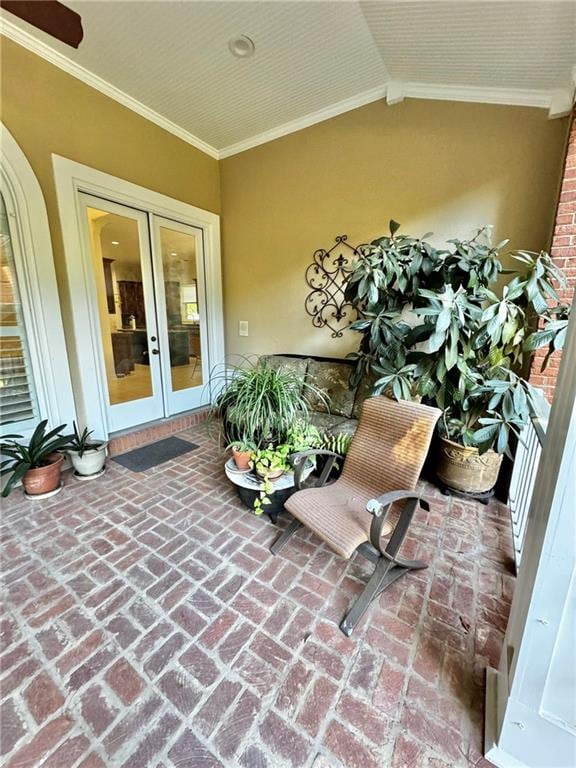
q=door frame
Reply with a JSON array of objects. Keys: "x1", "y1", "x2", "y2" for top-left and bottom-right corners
[
  {"x1": 52, "y1": 154, "x2": 224, "y2": 440},
  {"x1": 0, "y1": 125, "x2": 76, "y2": 439},
  {"x1": 78, "y1": 193, "x2": 165, "y2": 432}
]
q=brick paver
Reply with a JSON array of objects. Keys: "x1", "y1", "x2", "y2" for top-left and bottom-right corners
[{"x1": 0, "y1": 426, "x2": 513, "y2": 766}]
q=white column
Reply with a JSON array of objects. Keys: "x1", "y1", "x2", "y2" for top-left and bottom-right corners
[{"x1": 485, "y1": 309, "x2": 576, "y2": 767}]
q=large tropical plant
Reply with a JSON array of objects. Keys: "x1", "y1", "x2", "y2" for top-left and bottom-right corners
[{"x1": 345, "y1": 221, "x2": 570, "y2": 457}]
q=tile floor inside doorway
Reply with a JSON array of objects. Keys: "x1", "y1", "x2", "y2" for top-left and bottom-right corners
[
  {"x1": 107, "y1": 362, "x2": 203, "y2": 405},
  {"x1": 0, "y1": 425, "x2": 514, "y2": 767}
]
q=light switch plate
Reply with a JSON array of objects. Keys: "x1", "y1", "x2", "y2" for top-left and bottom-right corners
[{"x1": 239, "y1": 320, "x2": 249, "y2": 337}]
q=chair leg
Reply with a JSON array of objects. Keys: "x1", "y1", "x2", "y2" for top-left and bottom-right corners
[
  {"x1": 340, "y1": 557, "x2": 393, "y2": 636},
  {"x1": 340, "y1": 498, "x2": 429, "y2": 636},
  {"x1": 270, "y1": 518, "x2": 302, "y2": 555},
  {"x1": 339, "y1": 556, "x2": 427, "y2": 636}
]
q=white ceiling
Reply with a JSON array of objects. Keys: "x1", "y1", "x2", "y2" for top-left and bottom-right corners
[{"x1": 1, "y1": 1, "x2": 575, "y2": 157}]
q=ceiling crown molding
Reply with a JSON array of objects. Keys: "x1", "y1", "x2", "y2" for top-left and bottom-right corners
[
  {"x1": 218, "y1": 83, "x2": 390, "y2": 159},
  {"x1": 548, "y1": 89, "x2": 575, "y2": 119},
  {"x1": 218, "y1": 80, "x2": 561, "y2": 157},
  {"x1": 402, "y1": 81, "x2": 555, "y2": 114},
  {"x1": 0, "y1": 16, "x2": 220, "y2": 160}
]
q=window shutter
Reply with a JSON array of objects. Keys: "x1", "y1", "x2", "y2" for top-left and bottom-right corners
[{"x1": 0, "y1": 192, "x2": 39, "y2": 431}]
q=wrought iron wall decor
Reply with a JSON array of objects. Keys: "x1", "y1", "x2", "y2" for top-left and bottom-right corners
[{"x1": 305, "y1": 235, "x2": 359, "y2": 338}]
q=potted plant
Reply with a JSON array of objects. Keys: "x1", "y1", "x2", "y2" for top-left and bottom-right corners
[
  {"x1": 227, "y1": 439, "x2": 256, "y2": 471},
  {"x1": 243, "y1": 443, "x2": 290, "y2": 515},
  {"x1": 0, "y1": 420, "x2": 71, "y2": 497},
  {"x1": 249, "y1": 427, "x2": 353, "y2": 515},
  {"x1": 68, "y1": 422, "x2": 108, "y2": 478},
  {"x1": 208, "y1": 357, "x2": 325, "y2": 447},
  {"x1": 345, "y1": 221, "x2": 571, "y2": 496},
  {"x1": 251, "y1": 443, "x2": 292, "y2": 479}
]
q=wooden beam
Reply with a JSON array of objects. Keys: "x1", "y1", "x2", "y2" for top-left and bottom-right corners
[{"x1": 0, "y1": 1, "x2": 83, "y2": 48}]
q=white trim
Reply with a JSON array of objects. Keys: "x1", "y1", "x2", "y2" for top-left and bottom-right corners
[
  {"x1": 52, "y1": 155, "x2": 224, "y2": 441},
  {"x1": 485, "y1": 309, "x2": 576, "y2": 767},
  {"x1": 0, "y1": 15, "x2": 219, "y2": 160},
  {"x1": 485, "y1": 669, "x2": 528, "y2": 768},
  {"x1": 547, "y1": 89, "x2": 575, "y2": 120},
  {"x1": 0, "y1": 125, "x2": 76, "y2": 438},
  {"x1": 219, "y1": 80, "x2": 560, "y2": 157},
  {"x1": 77, "y1": 193, "x2": 165, "y2": 433},
  {"x1": 402, "y1": 81, "x2": 553, "y2": 110},
  {"x1": 218, "y1": 84, "x2": 390, "y2": 158},
  {"x1": 386, "y1": 81, "x2": 405, "y2": 106}
]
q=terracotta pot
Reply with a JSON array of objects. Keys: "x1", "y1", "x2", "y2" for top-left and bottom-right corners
[
  {"x1": 436, "y1": 437, "x2": 503, "y2": 494},
  {"x1": 22, "y1": 453, "x2": 64, "y2": 496},
  {"x1": 232, "y1": 448, "x2": 252, "y2": 471}
]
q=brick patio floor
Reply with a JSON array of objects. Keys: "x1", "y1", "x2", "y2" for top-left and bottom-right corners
[{"x1": 0, "y1": 425, "x2": 514, "y2": 768}]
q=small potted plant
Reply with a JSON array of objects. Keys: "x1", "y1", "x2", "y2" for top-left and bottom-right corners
[
  {"x1": 251, "y1": 443, "x2": 292, "y2": 480},
  {"x1": 249, "y1": 444, "x2": 292, "y2": 514},
  {"x1": 1, "y1": 420, "x2": 71, "y2": 498},
  {"x1": 248, "y1": 433, "x2": 352, "y2": 514},
  {"x1": 208, "y1": 357, "x2": 325, "y2": 446},
  {"x1": 67, "y1": 422, "x2": 108, "y2": 479},
  {"x1": 227, "y1": 439, "x2": 256, "y2": 471}
]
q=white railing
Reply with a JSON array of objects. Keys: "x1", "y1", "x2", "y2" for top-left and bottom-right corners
[{"x1": 508, "y1": 388, "x2": 550, "y2": 571}]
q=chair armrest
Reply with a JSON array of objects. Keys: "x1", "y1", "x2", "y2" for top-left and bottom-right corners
[
  {"x1": 291, "y1": 449, "x2": 342, "y2": 490},
  {"x1": 366, "y1": 491, "x2": 430, "y2": 553}
]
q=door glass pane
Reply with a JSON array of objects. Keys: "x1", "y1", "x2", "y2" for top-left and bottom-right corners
[
  {"x1": 85, "y1": 207, "x2": 152, "y2": 404},
  {"x1": 159, "y1": 225, "x2": 203, "y2": 392},
  {"x1": 0, "y1": 191, "x2": 39, "y2": 430}
]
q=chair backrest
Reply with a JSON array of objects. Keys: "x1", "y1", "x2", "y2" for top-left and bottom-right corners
[{"x1": 341, "y1": 397, "x2": 441, "y2": 496}]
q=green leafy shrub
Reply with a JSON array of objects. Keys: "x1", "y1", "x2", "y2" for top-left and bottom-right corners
[{"x1": 345, "y1": 221, "x2": 570, "y2": 457}]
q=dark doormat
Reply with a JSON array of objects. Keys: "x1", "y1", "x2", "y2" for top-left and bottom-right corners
[{"x1": 113, "y1": 437, "x2": 199, "y2": 473}]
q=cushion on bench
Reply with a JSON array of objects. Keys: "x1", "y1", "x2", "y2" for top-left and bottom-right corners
[{"x1": 305, "y1": 360, "x2": 355, "y2": 418}]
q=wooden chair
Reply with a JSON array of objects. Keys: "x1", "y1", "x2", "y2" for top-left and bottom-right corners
[
  {"x1": 270, "y1": 396, "x2": 441, "y2": 635},
  {"x1": 189, "y1": 329, "x2": 201, "y2": 378}
]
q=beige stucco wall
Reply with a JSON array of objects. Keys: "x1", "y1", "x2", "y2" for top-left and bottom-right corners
[
  {"x1": 0, "y1": 37, "x2": 220, "y2": 343},
  {"x1": 220, "y1": 99, "x2": 569, "y2": 359}
]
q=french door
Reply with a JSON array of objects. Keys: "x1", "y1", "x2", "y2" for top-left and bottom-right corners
[{"x1": 79, "y1": 194, "x2": 208, "y2": 432}]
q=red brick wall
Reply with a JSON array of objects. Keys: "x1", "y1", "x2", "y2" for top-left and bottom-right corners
[{"x1": 529, "y1": 111, "x2": 575, "y2": 400}]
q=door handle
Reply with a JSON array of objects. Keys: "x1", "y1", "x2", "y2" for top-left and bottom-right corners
[{"x1": 151, "y1": 348, "x2": 160, "y2": 355}]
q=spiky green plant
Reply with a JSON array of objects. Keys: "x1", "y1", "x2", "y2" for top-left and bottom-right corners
[
  {"x1": 68, "y1": 422, "x2": 102, "y2": 458},
  {"x1": 208, "y1": 357, "x2": 325, "y2": 448},
  {"x1": 0, "y1": 420, "x2": 71, "y2": 497}
]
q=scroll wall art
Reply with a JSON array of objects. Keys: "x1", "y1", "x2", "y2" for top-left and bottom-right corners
[{"x1": 304, "y1": 235, "x2": 360, "y2": 338}]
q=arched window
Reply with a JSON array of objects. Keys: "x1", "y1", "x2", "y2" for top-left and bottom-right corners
[
  {"x1": 0, "y1": 125, "x2": 75, "y2": 438},
  {"x1": 0, "y1": 189, "x2": 40, "y2": 432}
]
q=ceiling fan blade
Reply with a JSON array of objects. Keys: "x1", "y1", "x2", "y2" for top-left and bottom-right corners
[{"x1": 1, "y1": 0, "x2": 83, "y2": 48}]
